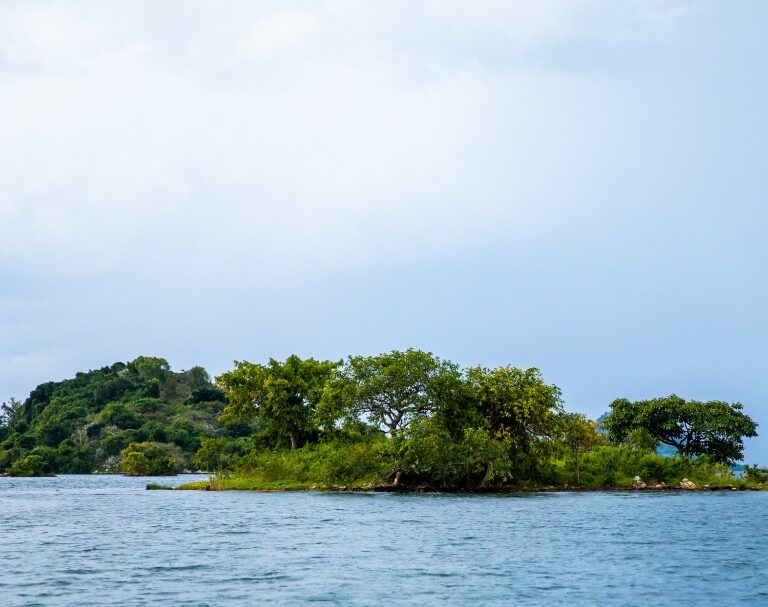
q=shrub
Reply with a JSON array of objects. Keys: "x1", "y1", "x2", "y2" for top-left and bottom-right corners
[
  {"x1": 120, "y1": 442, "x2": 181, "y2": 476},
  {"x1": 9, "y1": 454, "x2": 46, "y2": 477}
]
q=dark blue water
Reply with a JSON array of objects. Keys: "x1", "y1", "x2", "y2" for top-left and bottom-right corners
[{"x1": 1, "y1": 476, "x2": 766, "y2": 606}]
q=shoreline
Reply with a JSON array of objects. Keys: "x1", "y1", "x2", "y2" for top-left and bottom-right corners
[{"x1": 172, "y1": 478, "x2": 766, "y2": 493}]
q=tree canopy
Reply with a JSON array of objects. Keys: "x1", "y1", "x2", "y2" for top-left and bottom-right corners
[
  {"x1": 603, "y1": 395, "x2": 757, "y2": 464},
  {"x1": 319, "y1": 349, "x2": 461, "y2": 434},
  {"x1": 218, "y1": 355, "x2": 337, "y2": 449}
]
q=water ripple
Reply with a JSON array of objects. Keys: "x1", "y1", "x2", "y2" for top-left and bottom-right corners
[{"x1": 1, "y1": 476, "x2": 767, "y2": 605}]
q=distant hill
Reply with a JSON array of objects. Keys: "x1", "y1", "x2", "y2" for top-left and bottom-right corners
[{"x1": 0, "y1": 356, "x2": 249, "y2": 475}]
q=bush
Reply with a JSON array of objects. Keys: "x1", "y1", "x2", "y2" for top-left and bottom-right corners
[
  {"x1": 9, "y1": 454, "x2": 46, "y2": 477},
  {"x1": 744, "y1": 465, "x2": 768, "y2": 485},
  {"x1": 120, "y1": 442, "x2": 181, "y2": 476},
  {"x1": 320, "y1": 438, "x2": 392, "y2": 485},
  {"x1": 395, "y1": 419, "x2": 511, "y2": 488}
]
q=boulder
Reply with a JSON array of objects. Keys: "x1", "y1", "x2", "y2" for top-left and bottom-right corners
[
  {"x1": 633, "y1": 475, "x2": 647, "y2": 489},
  {"x1": 679, "y1": 478, "x2": 697, "y2": 490}
]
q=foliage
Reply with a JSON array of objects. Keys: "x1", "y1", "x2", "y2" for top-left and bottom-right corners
[
  {"x1": 219, "y1": 355, "x2": 337, "y2": 449},
  {"x1": 556, "y1": 412, "x2": 603, "y2": 485},
  {"x1": 0, "y1": 357, "x2": 248, "y2": 475},
  {"x1": 3, "y1": 351, "x2": 763, "y2": 491},
  {"x1": 120, "y1": 442, "x2": 180, "y2": 476},
  {"x1": 744, "y1": 465, "x2": 768, "y2": 485},
  {"x1": 319, "y1": 349, "x2": 461, "y2": 434},
  {"x1": 604, "y1": 395, "x2": 758, "y2": 464},
  {"x1": 395, "y1": 417, "x2": 511, "y2": 488},
  {"x1": 193, "y1": 438, "x2": 230, "y2": 472},
  {"x1": 9, "y1": 454, "x2": 46, "y2": 477}
]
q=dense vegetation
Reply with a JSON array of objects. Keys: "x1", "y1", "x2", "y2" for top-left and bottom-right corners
[
  {"x1": 0, "y1": 356, "x2": 252, "y2": 476},
  {"x1": 2, "y1": 350, "x2": 765, "y2": 491}
]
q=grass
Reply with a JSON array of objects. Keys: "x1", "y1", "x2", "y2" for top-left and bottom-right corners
[
  {"x1": 146, "y1": 483, "x2": 174, "y2": 490},
  {"x1": 176, "y1": 477, "x2": 317, "y2": 491}
]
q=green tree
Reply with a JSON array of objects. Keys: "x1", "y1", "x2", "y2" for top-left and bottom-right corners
[
  {"x1": 193, "y1": 438, "x2": 230, "y2": 471},
  {"x1": 320, "y1": 349, "x2": 461, "y2": 434},
  {"x1": 120, "y1": 441, "x2": 179, "y2": 475},
  {"x1": 603, "y1": 395, "x2": 758, "y2": 464},
  {"x1": 9, "y1": 454, "x2": 46, "y2": 477},
  {"x1": 1, "y1": 397, "x2": 21, "y2": 428},
  {"x1": 219, "y1": 355, "x2": 337, "y2": 449},
  {"x1": 557, "y1": 412, "x2": 600, "y2": 485},
  {"x1": 130, "y1": 356, "x2": 170, "y2": 382},
  {"x1": 466, "y1": 366, "x2": 562, "y2": 473}
]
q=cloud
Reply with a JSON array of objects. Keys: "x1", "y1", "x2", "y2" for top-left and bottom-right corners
[
  {"x1": 6, "y1": 1, "x2": 767, "y2": 464},
  {"x1": 0, "y1": 0, "x2": 694, "y2": 277}
]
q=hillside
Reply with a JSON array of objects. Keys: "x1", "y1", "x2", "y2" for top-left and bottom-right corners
[{"x1": 0, "y1": 356, "x2": 250, "y2": 475}]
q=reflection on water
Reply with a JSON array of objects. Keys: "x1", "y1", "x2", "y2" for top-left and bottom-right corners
[{"x1": 1, "y1": 475, "x2": 767, "y2": 606}]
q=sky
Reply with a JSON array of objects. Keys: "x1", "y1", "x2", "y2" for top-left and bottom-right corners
[{"x1": 2, "y1": 1, "x2": 767, "y2": 462}]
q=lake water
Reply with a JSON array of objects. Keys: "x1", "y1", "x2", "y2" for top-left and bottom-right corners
[{"x1": 1, "y1": 475, "x2": 766, "y2": 606}]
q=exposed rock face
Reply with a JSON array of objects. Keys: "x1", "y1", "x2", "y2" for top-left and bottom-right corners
[
  {"x1": 633, "y1": 475, "x2": 647, "y2": 489},
  {"x1": 680, "y1": 478, "x2": 697, "y2": 489}
]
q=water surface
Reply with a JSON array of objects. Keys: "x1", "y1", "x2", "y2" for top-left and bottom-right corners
[{"x1": 1, "y1": 475, "x2": 766, "y2": 605}]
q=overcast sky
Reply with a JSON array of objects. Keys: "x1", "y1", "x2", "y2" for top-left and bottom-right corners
[{"x1": 2, "y1": 1, "x2": 767, "y2": 462}]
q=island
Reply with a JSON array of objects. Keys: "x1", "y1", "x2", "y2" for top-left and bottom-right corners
[{"x1": 2, "y1": 351, "x2": 767, "y2": 491}]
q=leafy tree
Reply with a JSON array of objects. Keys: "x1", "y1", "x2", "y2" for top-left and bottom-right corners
[
  {"x1": 466, "y1": 366, "x2": 562, "y2": 475},
  {"x1": 187, "y1": 386, "x2": 226, "y2": 405},
  {"x1": 219, "y1": 355, "x2": 338, "y2": 449},
  {"x1": 1, "y1": 397, "x2": 21, "y2": 428},
  {"x1": 120, "y1": 442, "x2": 179, "y2": 476},
  {"x1": 320, "y1": 349, "x2": 460, "y2": 434},
  {"x1": 557, "y1": 412, "x2": 601, "y2": 485},
  {"x1": 130, "y1": 356, "x2": 170, "y2": 382},
  {"x1": 603, "y1": 395, "x2": 758, "y2": 464},
  {"x1": 193, "y1": 438, "x2": 230, "y2": 471},
  {"x1": 9, "y1": 454, "x2": 45, "y2": 477}
]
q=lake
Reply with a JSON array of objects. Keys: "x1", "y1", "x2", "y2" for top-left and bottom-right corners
[{"x1": 1, "y1": 475, "x2": 766, "y2": 606}]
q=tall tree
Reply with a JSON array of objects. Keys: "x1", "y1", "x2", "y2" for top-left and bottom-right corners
[
  {"x1": 466, "y1": 366, "x2": 562, "y2": 473},
  {"x1": 218, "y1": 355, "x2": 337, "y2": 449},
  {"x1": 603, "y1": 395, "x2": 758, "y2": 464},
  {"x1": 557, "y1": 412, "x2": 600, "y2": 485},
  {"x1": 319, "y1": 349, "x2": 461, "y2": 434}
]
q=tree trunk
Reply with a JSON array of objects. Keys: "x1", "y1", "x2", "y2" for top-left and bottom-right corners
[
  {"x1": 290, "y1": 433, "x2": 298, "y2": 450},
  {"x1": 478, "y1": 463, "x2": 493, "y2": 488},
  {"x1": 575, "y1": 447, "x2": 580, "y2": 486}
]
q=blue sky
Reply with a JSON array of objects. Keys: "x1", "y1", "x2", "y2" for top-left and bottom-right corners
[{"x1": 2, "y1": 1, "x2": 767, "y2": 462}]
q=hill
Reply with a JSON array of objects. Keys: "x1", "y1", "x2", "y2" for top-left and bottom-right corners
[{"x1": 0, "y1": 356, "x2": 250, "y2": 475}]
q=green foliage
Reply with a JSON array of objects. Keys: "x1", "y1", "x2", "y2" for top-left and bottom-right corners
[
  {"x1": 130, "y1": 356, "x2": 170, "y2": 382},
  {"x1": 744, "y1": 465, "x2": 768, "y2": 485},
  {"x1": 219, "y1": 355, "x2": 337, "y2": 449},
  {"x1": 320, "y1": 438, "x2": 393, "y2": 485},
  {"x1": 0, "y1": 357, "x2": 244, "y2": 475},
  {"x1": 395, "y1": 418, "x2": 512, "y2": 488},
  {"x1": 120, "y1": 442, "x2": 180, "y2": 476},
  {"x1": 604, "y1": 395, "x2": 758, "y2": 464},
  {"x1": 319, "y1": 349, "x2": 460, "y2": 434},
  {"x1": 9, "y1": 454, "x2": 46, "y2": 477},
  {"x1": 187, "y1": 386, "x2": 226, "y2": 404},
  {"x1": 193, "y1": 438, "x2": 230, "y2": 471},
  {"x1": 3, "y1": 351, "x2": 762, "y2": 491}
]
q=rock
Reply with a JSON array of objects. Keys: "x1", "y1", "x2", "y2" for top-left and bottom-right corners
[
  {"x1": 680, "y1": 478, "x2": 697, "y2": 490},
  {"x1": 633, "y1": 476, "x2": 647, "y2": 489}
]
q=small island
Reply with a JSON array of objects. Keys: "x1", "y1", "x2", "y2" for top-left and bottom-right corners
[{"x1": 2, "y1": 351, "x2": 766, "y2": 492}]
